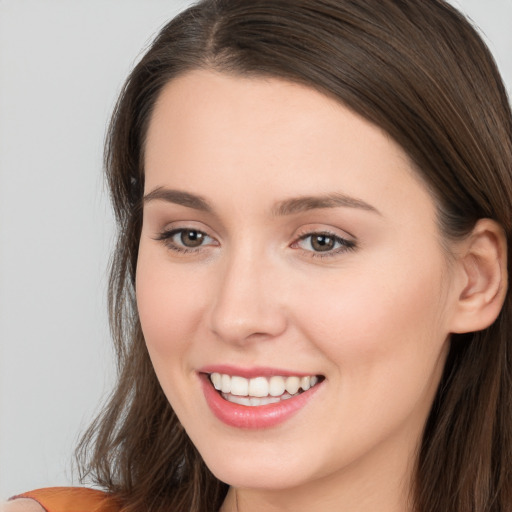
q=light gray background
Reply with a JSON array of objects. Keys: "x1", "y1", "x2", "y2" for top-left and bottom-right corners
[{"x1": 0, "y1": 0, "x2": 511, "y2": 499}]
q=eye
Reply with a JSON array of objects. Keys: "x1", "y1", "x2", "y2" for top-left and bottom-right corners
[
  {"x1": 156, "y1": 228, "x2": 216, "y2": 253},
  {"x1": 293, "y1": 231, "x2": 356, "y2": 256},
  {"x1": 176, "y1": 229, "x2": 207, "y2": 248}
]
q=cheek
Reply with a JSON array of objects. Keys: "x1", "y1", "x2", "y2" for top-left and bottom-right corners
[
  {"x1": 293, "y1": 250, "x2": 451, "y2": 396},
  {"x1": 135, "y1": 250, "x2": 206, "y2": 369},
  {"x1": 286, "y1": 253, "x2": 451, "y2": 463},
  {"x1": 135, "y1": 250, "x2": 214, "y2": 422}
]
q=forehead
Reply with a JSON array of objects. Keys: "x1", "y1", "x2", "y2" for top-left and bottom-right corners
[
  {"x1": 146, "y1": 70, "x2": 389, "y2": 153},
  {"x1": 143, "y1": 69, "x2": 435, "y2": 225}
]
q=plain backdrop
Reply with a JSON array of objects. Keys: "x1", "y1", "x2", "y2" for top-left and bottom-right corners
[{"x1": 0, "y1": 0, "x2": 511, "y2": 499}]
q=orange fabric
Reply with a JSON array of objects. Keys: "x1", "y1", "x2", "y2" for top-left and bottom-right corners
[{"x1": 11, "y1": 487, "x2": 122, "y2": 512}]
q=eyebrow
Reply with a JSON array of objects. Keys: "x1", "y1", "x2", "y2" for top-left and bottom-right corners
[
  {"x1": 143, "y1": 187, "x2": 380, "y2": 216},
  {"x1": 272, "y1": 193, "x2": 381, "y2": 217},
  {"x1": 143, "y1": 187, "x2": 213, "y2": 212}
]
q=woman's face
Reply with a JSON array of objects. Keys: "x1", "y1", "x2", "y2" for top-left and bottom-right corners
[{"x1": 137, "y1": 70, "x2": 458, "y2": 495}]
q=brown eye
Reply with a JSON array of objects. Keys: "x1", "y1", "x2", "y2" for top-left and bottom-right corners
[
  {"x1": 310, "y1": 234, "x2": 335, "y2": 252},
  {"x1": 156, "y1": 228, "x2": 215, "y2": 252},
  {"x1": 294, "y1": 231, "x2": 356, "y2": 256},
  {"x1": 180, "y1": 230, "x2": 205, "y2": 247}
]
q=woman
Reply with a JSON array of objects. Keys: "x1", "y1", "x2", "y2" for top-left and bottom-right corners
[{"x1": 7, "y1": 0, "x2": 511, "y2": 511}]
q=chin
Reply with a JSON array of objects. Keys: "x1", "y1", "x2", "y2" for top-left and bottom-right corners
[
  {"x1": 207, "y1": 458, "x2": 314, "y2": 491},
  {"x1": 190, "y1": 431, "x2": 327, "y2": 491}
]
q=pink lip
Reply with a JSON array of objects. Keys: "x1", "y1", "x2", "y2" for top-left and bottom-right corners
[
  {"x1": 198, "y1": 364, "x2": 316, "y2": 379},
  {"x1": 199, "y1": 372, "x2": 323, "y2": 429}
]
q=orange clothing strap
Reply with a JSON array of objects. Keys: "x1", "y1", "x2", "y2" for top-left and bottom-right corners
[{"x1": 11, "y1": 487, "x2": 121, "y2": 512}]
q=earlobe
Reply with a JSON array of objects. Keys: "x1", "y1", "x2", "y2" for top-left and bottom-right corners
[{"x1": 450, "y1": 219, "x2": 508, "y2": 334}]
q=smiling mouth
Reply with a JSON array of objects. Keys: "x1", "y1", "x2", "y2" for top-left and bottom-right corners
[{"x1": 208, "y1": 373, "x2": 324, "y2": 407}]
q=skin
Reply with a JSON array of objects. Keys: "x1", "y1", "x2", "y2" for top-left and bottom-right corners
[
  {"x1": 0, "y1": 501, "x2": 44, "y2": 512},
  {"x1": 136, "y1": 69, "x2": 463, "y2": 512},
  {"x1": 3, "y1": 71, "x2": 506, "y2": 512}
]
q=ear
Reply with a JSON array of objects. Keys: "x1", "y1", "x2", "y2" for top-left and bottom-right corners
[{"x1": 449, "y1": 218, "x2": 508, "y2": 334}]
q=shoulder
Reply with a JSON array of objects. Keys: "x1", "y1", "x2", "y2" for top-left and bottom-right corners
[
  {"x1": 3, "y1": 487, "x2": 121, "y2": 512},
  {"x1": 0, "y1": 499, "x2": 45, "y2": 512}
]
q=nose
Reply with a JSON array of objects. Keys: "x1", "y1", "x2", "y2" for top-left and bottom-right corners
[{"x1": 208, "y1": 248, "x2": 288, "y2": 345}]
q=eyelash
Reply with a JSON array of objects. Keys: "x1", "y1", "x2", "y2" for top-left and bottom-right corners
[
  {"x1": 155, "y1": 228, "x2": 356, "y2": 258},
  {"x1": 293, "y1": 231, "x2": 356, "y2": 258},
  {"x1": 155, "y1": 228, "x2": 217, "y2": 254}
]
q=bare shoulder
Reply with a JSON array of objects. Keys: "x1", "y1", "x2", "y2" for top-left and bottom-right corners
[{"x1": 0, "y1": 499, "x2": 45, "y2": 512}]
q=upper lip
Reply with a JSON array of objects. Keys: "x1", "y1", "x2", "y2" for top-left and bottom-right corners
[{"x1": 198, "y1": 364, "x2": 321, "y2": 379}]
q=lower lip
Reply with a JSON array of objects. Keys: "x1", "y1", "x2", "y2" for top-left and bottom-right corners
[{"x1": 200, "y1": 374, "x2": 322, "y2": 429}]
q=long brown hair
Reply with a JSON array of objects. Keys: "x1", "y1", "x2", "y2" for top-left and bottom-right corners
[{"x1": 76, "y1": 1, "x2": 512, "y2": 511}]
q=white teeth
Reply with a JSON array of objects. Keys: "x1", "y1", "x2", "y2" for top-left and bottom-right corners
[
  {"x1": 230, "y1": 376, "x2": 249, "y2": 396},
  {"x1": 227, "y1": 395, "x2": 250, "y2": 406},
  {"x1": 224, "y1": 395, "x2": 283, "y2": 406},
  {"x1": 209, "y1": 373, "x2": 321, "y2": 399},
  {"x1": 211, "y1": 372, "x2": 222, "y2": 391},
  {"x1": 269, "y1": 376, "x2": 286, "y2": 396},
  {"x1": 221, "y1": 374, "x2": 231, "y2": 393},
  {"x1": 250, "y1": 396, "x2": 281, "y2": 406},
  {"x1": 285, "y1": 376, "x2": 300, "y2": 395},
  {"x1": 249, "y1": 377, "x2": 269, "y2": 397}
]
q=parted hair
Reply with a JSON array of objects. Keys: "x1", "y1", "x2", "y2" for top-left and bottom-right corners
[{"x1": 76, "y1": 1, "x2": 512, "y2": 511}]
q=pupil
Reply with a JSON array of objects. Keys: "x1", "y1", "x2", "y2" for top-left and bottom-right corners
[
  {"x1": 312, "y1": 235, "x2": 334, "y2": 252},
  {"x1": 181, "y1": 230, "x2": 203, "y2": 247}
]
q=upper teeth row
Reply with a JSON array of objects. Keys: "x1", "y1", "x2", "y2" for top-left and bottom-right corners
[{"x1": 210, "y1": 373, "x2": 319, "y2": 397}]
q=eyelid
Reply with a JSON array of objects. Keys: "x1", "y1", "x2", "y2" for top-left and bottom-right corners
[
  {"x1": 152, "y1": 222, "x2": 356, "y2": 258},
  {"x1": 291, "y1": 228, "x2": 357, "y2": 258},
  {"x1": 155, "y1": 225, "x2": 219, "y2": 253}
]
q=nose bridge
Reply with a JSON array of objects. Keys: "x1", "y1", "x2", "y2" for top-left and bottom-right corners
[{"x1": 209, "y1": 241, "x2": 287, "y2": 344}]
